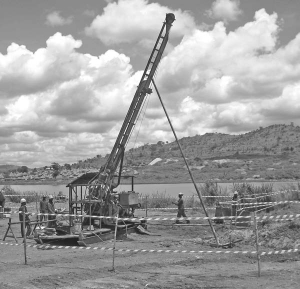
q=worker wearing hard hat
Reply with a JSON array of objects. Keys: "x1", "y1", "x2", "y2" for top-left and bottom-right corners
[
  {"x1": 39, "y1": 195, "x2": 48, "y2": 222},
  {"x1": 18, "y1": 198, "x2": 32, "y2": 238},
  {"x1": 47, "y1": 195, "x2": 57, "y2": 228},
  {"x1": 172, "y1": 192, "x2": 190, "y2": 224},
  {"x1": 232, "y1": 191, "x2": 239, "y2": 202}
]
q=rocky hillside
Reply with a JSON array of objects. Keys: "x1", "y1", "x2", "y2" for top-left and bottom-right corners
[
  {"x1": 66, "y1": 123, "x2": 300, "y2": 183},
  {"x1": 122, "y1": 123, "x2": 300, "y2": 182},
  {"x1": 2, "y1": 123, "x2": 300, "y2": 183},
  {"x1": 127, "y1": 123, "x2": 300, "y2": 162}
]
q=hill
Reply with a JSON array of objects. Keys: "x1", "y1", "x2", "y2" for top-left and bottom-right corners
[
  {"x1": 121, "y1": 123, "x2": 300, "y2": 182},
  {"x1": 1, "y1": 123, "x2": 300, "y2": 184},
  {"x1": 0, "y1": 165, "x2": 21, "y2": 173}
]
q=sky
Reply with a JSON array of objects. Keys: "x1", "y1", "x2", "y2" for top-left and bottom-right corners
[{"x1": 1, "y1": 0, "x2": 300, "y2": 168}]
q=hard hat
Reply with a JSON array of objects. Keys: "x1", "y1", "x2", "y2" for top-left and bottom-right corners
[
  {"x1": 178, "y1": 192, "x2": 183, "y2": 196},
  {"x1": 49, "y1": 195, "x2": 53, "y2": 199},
  {"x1": 21, "y1": 198, "x2": 26, "y2": 203},
  {"x1": 233, "y1": 191, "x2": 238, "y2": 195}
]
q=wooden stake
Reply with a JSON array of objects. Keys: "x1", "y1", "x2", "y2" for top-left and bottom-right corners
[
  {"x1": 89, "y1": 192, "x2": 92, "y2": 230},
  {"x1": 192, "y1": 195, "x2": 195, "y2": 210},
  {"x1": 254, "y1": 209, "x2": 261, "y2": 277},
  {"x1": 22, "y1": 212, "x2": 27, "y2": 265},
  {"x1": 145, "y1": 196, "x2": 148, "y2": 217},
  {"x1": 35, "y1": 193, "x2": 38, "y2": 213},
  {"x1": 111, "y1": 206, "x2": 119, "y2": 272}
]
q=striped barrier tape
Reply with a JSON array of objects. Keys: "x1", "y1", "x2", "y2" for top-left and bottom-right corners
[
  {"x1": 4, "y1": 195, "x2": 40, "y2": 197},
  {"x1": 219, "y1": 200, "x2": 300, "y2": 206},
  {"x1": 136, "y1": 207, "x2": 215, "y2": 211},
  {"x1": 256, "y1": 214, "x2": 300, "y2": 220},
  {"x1": 9, "y1": 206, "x2": 36, "y2": 209},
  {"x1": 0, "y1": 242, "x2": 299, "y2": 256},
  {"x1": 6, "y1": 211, "x2": 300, "y2": 222},
  {"x1": 205, "y1": 189, "x2": 299, "y2": 200},
  {"x1": 139, "y1": 189, "x2": 299, "y2": 199},
  {"x1": 3, "y1": 189, "x2": 298, "y2": 200}
]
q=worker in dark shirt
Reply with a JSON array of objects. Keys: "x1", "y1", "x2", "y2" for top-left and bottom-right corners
[
  {"x1": 173, "y1": 193, "x2": 190, "y2": 224},
  {"x1": 47, "y1": 195, "x2": 57, "y2": 228},
  {"x1": 19, "y1": 198, "x2": 31, "y2": 238},
  {"x1": 0, "y1": 189, "x2": 5, "y2": 208},
  {"x1": 39, "y1": 195, "x2": 48, "y2": 222},
  {"x1": 231, "y1": 191, "x2": 239, "y2": 216}
]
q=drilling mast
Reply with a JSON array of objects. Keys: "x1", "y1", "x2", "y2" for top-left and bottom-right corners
[{"x1": 88, "y1": 13, "x2": 175, "y2": 213}]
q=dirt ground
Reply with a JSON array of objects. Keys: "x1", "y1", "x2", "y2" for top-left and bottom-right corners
[{"x1": 0, "y1": 207, "x2": 300, "y2": 289}]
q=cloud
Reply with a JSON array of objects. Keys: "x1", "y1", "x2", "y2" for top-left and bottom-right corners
[
  {"x1": 0, "y1": 33, "x2": 139, "y2": 166},
  {"x1": 206, "y1": 0, "x2": 243, "y2": 23},
  {"x1": 45, "y1": 11, "x2": 73, "y2": 27},
  {"x1": 0, "y1": 33, "x2": 83, "y2": 98},
  {"x1": 85, "y1": 0, "x2": 196, "y2": 45},
  {"x1": 154, "y1": 8, "x2": 300, "y2": 134},
  {"x1": 2, "y1": 8, "x2": 300, "y2": 167}
]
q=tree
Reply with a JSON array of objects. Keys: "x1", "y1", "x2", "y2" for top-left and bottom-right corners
[
  {"x1": 52, "y1": 170, "x2": 60, "y2": 179},
  {"x1": 51, "y1": 162, "x2": 60, "y2": 171},
  {"x1": 51, "y1": 162, "x2": 60, "y2": 178},
  {"x1": 64, "y1": 163, "x2": 71, "y2": 170},
  {"x1": 17, "y1": 166, "x2": 28, "y2": 173}
]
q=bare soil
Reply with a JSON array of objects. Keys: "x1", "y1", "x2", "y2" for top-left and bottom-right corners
[{"x1": 0, "y1": 208, "x2": 300, "y2": 289}]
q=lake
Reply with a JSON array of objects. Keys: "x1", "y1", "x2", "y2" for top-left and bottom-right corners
[{"x1": 2, "y1": 181, "x2": 299, "y2": 198}]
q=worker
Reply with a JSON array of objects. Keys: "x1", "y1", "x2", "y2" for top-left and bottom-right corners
[
  {"x1": 18, "y1": 198, "x2": 31, "y2": 238},
  {"x1": 232, "y1": 191, "x2": 239, "y2": 202},
  {"x1": 39, "y1": 195, "x2": 48, "y2": 222},
  {"x1": 47, "y1": 195, "x2": 57, "y2": 228},
  {"x1": 231, "y1": 191, "x2": 239, "y2": 216},
  {"x1": 0, "y1": 189, "x2": 5, "y2": 208},
  {"x1": 173, "y1": 193, "x2": 190, "y2": 224}
]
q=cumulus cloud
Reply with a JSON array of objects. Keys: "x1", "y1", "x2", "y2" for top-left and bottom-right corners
[
  {"x1": 2, "y1": 8, "x2": 300, "y2": 167},
  {"x1": 206, "y1": 0, "x2": 243, "y2": 23},
  {"x1": 0, "y1": 33, "x2": 83, "y2": 98},
  {"x1": 154, "y1": 8, "x2": 300, "y2": 134},
  {"x1": 0, "y1": 33, "x2": 139, "y2": 166},
  {"x1": 45, "y1": 11, "x2": 73, "y2": 27},
  {"x1": 85, "y1": 0, "x2": 196, "y2": 45}
]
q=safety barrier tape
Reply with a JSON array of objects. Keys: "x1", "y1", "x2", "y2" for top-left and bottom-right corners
[
  {"x1": 8, "y1": 211, "x2": 247, "y2": 220},
  {"x1": 139, "y1": 189, "x2": 299, "y2": 199},
  {"x1": 6, "y1": 211, "x2": 300, "y2": 222},
  {"x1": 0, "y1": 242, "x2": 299, "y2": 256},
  {"x1": 217, "y1": 203, "x2": 274, "y2": 209},
  {"x1": 136, "y1": 207, "x2": 215, "y2": 211},
  {"x1": 206, "y1": 189, "x2": 299, "y2": 200},
  {"x1": 9, "y1": 206, "x2": 35, "y2": 209},
  {"x1": 4, "y1": 195, "x2": 40, "y2": 197},
  {"x1": 256, "y1": 214, "x2": 300, "y2": 220},
  {"x1": 3, "y1": 189, "x2": 298, "y2": 200},
  {"x1": 219, "y1": 200, "x2": 300, "y2": 206}
]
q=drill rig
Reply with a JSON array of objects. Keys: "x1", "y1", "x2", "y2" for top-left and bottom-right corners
[
  {"x1": 81, "y1": 13, "x2": 175, "y2": 226},
  {"x1": 33, "y1": 13, "x2": 175, "y2": 246}
]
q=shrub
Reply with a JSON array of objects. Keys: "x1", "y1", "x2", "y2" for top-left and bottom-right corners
[
  {"x1": 198, "y1": 180, "x2": 227, "y2": 206},
  {"x1": 2, "y1": 185, "x2": 39, "y2": 203},
  {"x1": 139, "y1": 192, "x2": 176, "y2": 209}
]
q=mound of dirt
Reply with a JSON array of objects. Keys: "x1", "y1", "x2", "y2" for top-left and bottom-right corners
[
  {"x1": 253, "y1": 220, "x2": 300, "y2": 250},
  {"x1": 205, "y1": 228, "x2": 254, "y2": 247},
  {"x1": 204, "y1": 220, "x2": 300, "y2": 250}
]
